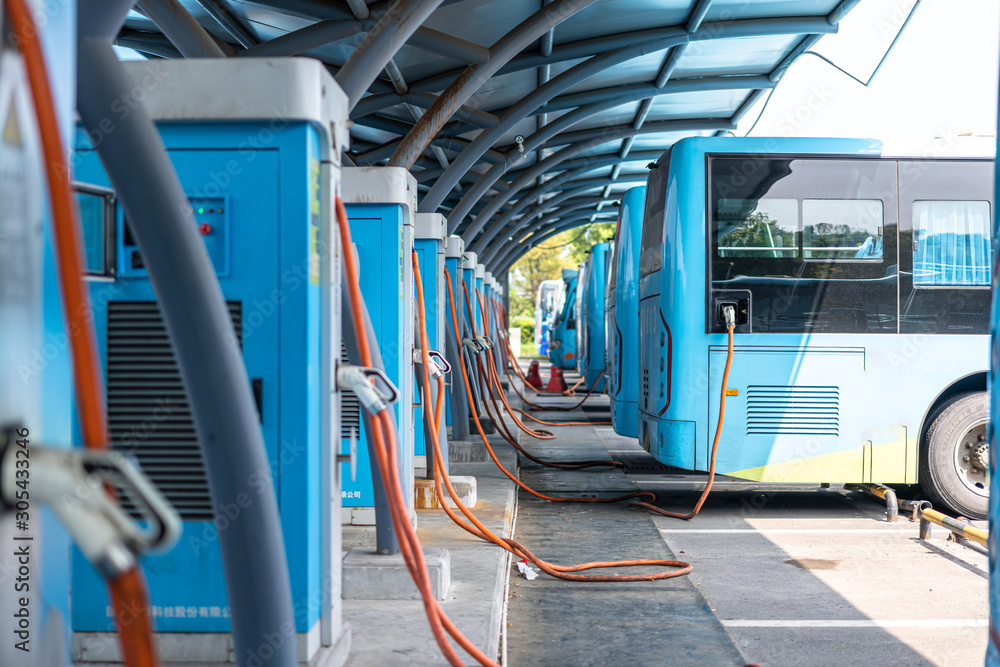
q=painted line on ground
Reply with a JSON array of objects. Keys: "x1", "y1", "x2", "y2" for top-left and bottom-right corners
[
  {"x1": 722, "y1": 619, "x2": 987, "y2": 628},
  {"x1": 659, "y1": 528, "x2": 915, "y2": 534}
]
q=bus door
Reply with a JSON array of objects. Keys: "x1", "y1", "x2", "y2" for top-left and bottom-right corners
[{"x1": 707, "y1": 156, "x2": 899, "y2": 481}]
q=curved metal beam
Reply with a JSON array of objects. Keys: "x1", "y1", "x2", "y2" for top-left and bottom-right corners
[
  {"x1": 466, "y1": 118, "x2": 732, "y2": 252},
  {"x1": 481, "y1": 173, "x2": 648, "y2": 242},
  {"x1": 490, "y1": 213, "x2": 615, "y2": 272},
  {"x1": 353, "y1": 91, "x2": 499, "y2": 128},
  {"x1": 442, "y1": 72, "x2": 767, "y2": 233},
  {"x1": 336, "y1": 0, "x2": 446, "y2": 110},
  {"x1": 424, "y1": 15, "x2": 835, "y2": 221},
  {"x1": 386, "y1": 0, "x2": 601, "y2": 168},
  {"x1": 480, "y1": 170, "x2": 662, "y2": 236},
  {"x1": 479, "y1": 156, "x2": 660, "y2": 233},
  {"x1": 135, "y1": 0, "x2": 228, "y2": 58}
]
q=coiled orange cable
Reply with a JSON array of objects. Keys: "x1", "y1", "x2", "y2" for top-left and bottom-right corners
[{"x1": 417, "y1": 255, "x2": 691, "y2": 582}]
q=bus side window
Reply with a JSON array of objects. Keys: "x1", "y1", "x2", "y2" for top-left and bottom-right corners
[
  {"x1": 912, "y1": 200, "x2": 991, "y2": 286},
  {"x1": 898, "y1": 160, "x2": 993, "y2": 335}
]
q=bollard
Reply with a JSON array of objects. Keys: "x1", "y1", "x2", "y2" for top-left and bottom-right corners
[
  {"x1": 525, "y1": 360, "x2": 544, "y2": 388},
  {"x1": 546, "y1": 366, "x2": 568, "y2": 392}
]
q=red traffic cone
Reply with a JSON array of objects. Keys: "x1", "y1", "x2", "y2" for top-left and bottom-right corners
[
  {"x1": 546, "y1": 366, "x2": 568, "y2": 392},
  {"x1": 525, "y1": 360, "x2": 543, "y2": 388}
]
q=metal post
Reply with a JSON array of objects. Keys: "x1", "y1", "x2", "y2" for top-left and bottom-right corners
[
  {"x1": 76, "y1": 5, "x2": 296, "y2": 663},
  {"x1": 340, "y1": 282, "x2": 399, "y2": 555}
]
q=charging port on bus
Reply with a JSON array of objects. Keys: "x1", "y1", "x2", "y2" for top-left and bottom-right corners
[{"x1": 710, "y1": 290, "x2": 751, "y2": 334}]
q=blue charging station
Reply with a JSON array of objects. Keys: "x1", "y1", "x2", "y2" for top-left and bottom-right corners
[
  {"x1": 341, "y1": 167, "x2": 416, "y2": 524},
  {"x1": 580, "y1": 242, "x2": 609, "y2": 391},
  {"x1": 475, "y1": 263, "x2": 486, "y2": 337},
  {"x1": 414, "y1": 212, "x2": 448, "y2": 470},
  {"x1": 69, "y1": 59, "x2": 350, "y2": 661},
  {"x1": 0, "y1": 27, "x2": 76, "y2": 664},
  {"x1": 607, "y1": 186, "x2": 646, "y2": 437},
  {"x1": 445, "y1": 236, "x2": 468, "y2": 439}
]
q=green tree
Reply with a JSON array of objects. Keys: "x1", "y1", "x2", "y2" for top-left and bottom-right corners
[{"x1": 506, "y1": 222, "x2": 617, "y2": 318}]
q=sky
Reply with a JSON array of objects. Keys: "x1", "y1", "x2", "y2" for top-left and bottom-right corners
[{"x1": 735, "y1": 0, "x2": 1000, "y2": 149}]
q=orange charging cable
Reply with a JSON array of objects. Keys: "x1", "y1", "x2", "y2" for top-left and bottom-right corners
[
  {"x1": 477, "y1": 290, "x2": 610, "y2": 428},
  {"x1": 337, "y1": 198, "x2": 495, "y2": 667},
  {"x1": 630, "y1": 320, "x2": 735, "y2": 520},
  {"x1": 458, "y1": 283, "x2": 619, "y2": 470},
  {"x1": 416, "y1": 254, "x2": 691, "y2": 583},
  {"x1": 5, "y1": 1, "x2": 158, "y2": 664}
]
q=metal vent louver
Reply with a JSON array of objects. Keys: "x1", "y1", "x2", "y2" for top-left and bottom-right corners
[
  {"x1": 340, "y1": 341, "x2": 361, "y2": 439},
  {"x1": 746, "y1": 386, "x2": 839, "y2": 437},
  {"x1": 106, "y1": 301, "x2": 241, "y2": 521},
  {"x1": 641, "y1": 368, "x2": 650, "y2": 409}
]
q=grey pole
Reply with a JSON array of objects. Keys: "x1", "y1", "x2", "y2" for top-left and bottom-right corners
[
  {"x1": 135, "y1": 0, "x2": 228, "y2": 58},
  {"x1": 340, "y1": 279, "x2": 399, "y2": 554},
  {"x1": 77, "y1": 3, "x2": 296, "y2": 663},
  {"x1": 386, "y1": 0, "x2": 601, "y2": 168},
  {"x1": 336, "y1": 0, "x2": 447, "y2": 110}
]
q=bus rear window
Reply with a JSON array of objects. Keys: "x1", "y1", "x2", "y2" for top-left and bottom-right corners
[
  {"x1": 639, "y1": 150, "x2": 670, "y2": 278},
  {"x1": 912, "y1": 200, "x2": 991, "y2": 286}
]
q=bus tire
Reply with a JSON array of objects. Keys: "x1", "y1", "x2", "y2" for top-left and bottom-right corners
[{"x1": 919, "y1": 392, "x2": 989, "y2": 520}]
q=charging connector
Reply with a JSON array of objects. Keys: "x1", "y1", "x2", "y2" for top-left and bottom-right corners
[{"x1": 722, "y1": 305, "x2": 736, "y2": 329}]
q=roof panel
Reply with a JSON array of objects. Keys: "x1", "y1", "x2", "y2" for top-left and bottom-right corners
[{"x1": 674, "y1": 34, "x2": 803, "y2": 77}]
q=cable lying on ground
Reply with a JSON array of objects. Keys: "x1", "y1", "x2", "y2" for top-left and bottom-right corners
[{"x1": 419, "y1": 256, "x2": 692, "y2": 583}]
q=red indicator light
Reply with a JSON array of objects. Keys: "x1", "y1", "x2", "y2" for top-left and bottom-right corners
[
  {"x1": 198, "y1": 223, "x2": 212, "y2": 236},
  {"x1": 208, "y1": 208, "x2": 214, "y2": 213}
]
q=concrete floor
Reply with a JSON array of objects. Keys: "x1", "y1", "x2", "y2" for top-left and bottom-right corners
[{"x1": 599, "y1": 420, "x2": 990, "y2": 667}]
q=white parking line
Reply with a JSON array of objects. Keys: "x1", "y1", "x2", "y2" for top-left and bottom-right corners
[
  {"x1": 723, "y1": 620, "x2": 988, "y2": 628},
  {"x1": 659, "y1": 528, "x2": 914, "y2": 534}
]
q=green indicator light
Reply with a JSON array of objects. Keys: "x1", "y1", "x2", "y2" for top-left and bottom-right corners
[{"x1": 197, "y1": 207, "x2": 205, "y2": 214}]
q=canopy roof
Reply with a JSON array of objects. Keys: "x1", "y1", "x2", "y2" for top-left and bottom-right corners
[{"x1": 118, "y1": 0, "x2": 869, "y2": 273}]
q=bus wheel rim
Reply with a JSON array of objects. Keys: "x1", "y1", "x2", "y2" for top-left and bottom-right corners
[{"x1": 952, "y1": 418, "x2": 989, "y2": 498}]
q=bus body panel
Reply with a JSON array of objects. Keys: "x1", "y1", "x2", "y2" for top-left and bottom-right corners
[
  {"x1": 608, "y1": 187, "x2": 647, "y2": 437},
  {"x1": 582, "y1": 243, "x2": 609, "y2": 390},
  {"x1": 547, "y1": 270, "x2": 578, "y2": 369},
  {"x1": 639, "y1": 136, "x2": 991, "y2": 484}
]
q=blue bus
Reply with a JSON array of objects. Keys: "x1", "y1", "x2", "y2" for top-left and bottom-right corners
[
  {"x1": 547, "y1": 268, "x2": 578, "y2": 369},
  {"x1": 638, "y1": 136, "x2": 993, "y2": 518},
  {"x1": 578, "y1": 242, "x2": 610, "y2": 391},
  {"x1": 607, "y1": 187, "x2": 647, "y2": 437},
  {"x1": 535, "y1": 279, "x2": 561, "y2": 356}
]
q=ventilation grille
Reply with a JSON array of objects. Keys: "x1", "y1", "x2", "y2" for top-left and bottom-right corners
[
  {"x1": 107, "y1": 301, "x2": 242, "y2": 521},
  {"x1": 746, "y1": 386, "x2": 839, "y2": 436},
  {"x1": 641, "y1": 368, "x2": 650, "y2": 409},
  {"x1": 340, "y1": 340, "x2": 361, "y2": 439}
]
